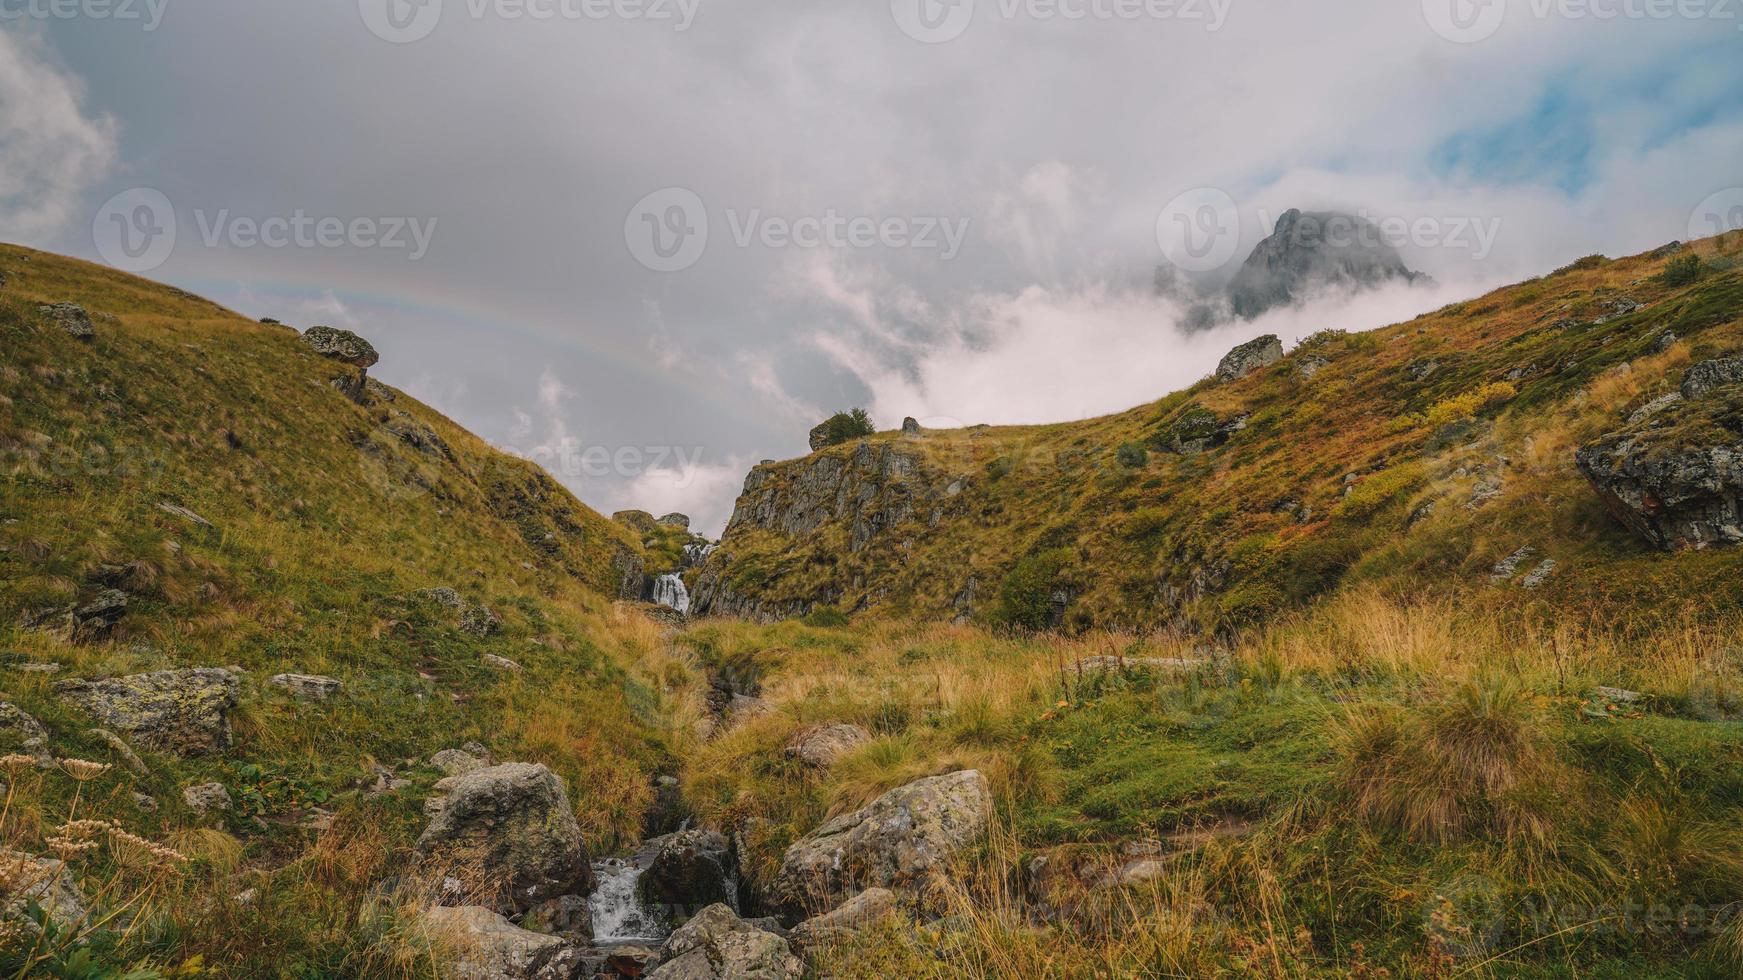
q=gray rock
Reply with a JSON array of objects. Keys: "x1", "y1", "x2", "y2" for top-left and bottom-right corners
[
  {"x1": 1408, "y1": 359, "x2": 1441, "y2": 382},
  {"x1": 788, "y1": 888, "x2": 898, "y2": 951},
  {"x1": 183, "y1": 781, "x2": 232, "y2": 813},
  {"x1": 417, "y1": 763, "x2": 592, "y2": 915},
  {"x1": 807, "y1": 422, "x2": 832, "y2": 453},
  {"x1": 422, "y1": 905, "x2": 586, "y2": 980},
  {"x1": 1520, "y1": 559, "x2": 1557, "y2": 589},
  {"x1": 299, "y1": 325, "x2": 379, "y2": 368},
  {"x1": 657, "y1": 513, "x2": 691, "y2": 530},
  {"x1": 269, "y1": 673, "x2": 342, "y2": 702},
  {"x1": 481, "y1": 655, "x2": 523, "y2": 673},
  {"x1": 647, "y1": 903, "x2": 803, "y2": 980},
  {"x1": 1294, "y1": 355, "x2": 1329, "y2": 380},
  {"x1": 54, "y1": 668, "x2": 239, "y2": 756},
  {"x1": 519, "y1": 893, "x2": 592, "y2": 941},
  {"x1": 1215, "y1": 334, "x2": 1284, "y2": 382},
  {"x1": 1227, "y1": 209, "x2": 1426, "y2": 320},
  {"x1": 640, "y1": 829, "x2": 736, "y2": 910},
  {"x1": 88, "y1": 728, "x2": 148, "y2": 775},
  {"x1": 1576, "y1": 399, "x2": 1743, "y2": 550},
  {"x1": 39, "y1": 303, "x2": 94, "y2": 339},
  {"x1": 1681, "y1": 357, "x2": 1743, "y2": 400},
  {"x1": 1490, "y1": 546, "x2": 1535, "y2": 581},
  {"x1": 0, "y1": 701, "x2": 48, "y2": 753},
  {"x1": 1627, "y1": 391, "x2": 1683, "y2": 425},
  {"x1": 785, "y1": 723, "x2": 872, "y2": 768},
  {"x1": 2, "y1": 850, "x2": 89, "y2": 932},
  {"x1": 157, "y1": 502, "x2": 213, "y2": 528},
  {"x1": 773, "y1": 770, "x2": 992, "y2": 914},
  {"x1": 902, "y1": 416, "x2": 922, "y2": 436}
]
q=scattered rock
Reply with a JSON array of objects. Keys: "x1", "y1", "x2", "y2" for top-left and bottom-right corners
[
  {"x1": 1294, "y1": 355, "x2": 1329, "y2": 380},
  {"x1": 417, "y1": 763, "x2": 593, "y2": 915},
  {"x1": 270, "y1": 673, "x2": 342, "y2": 703},
  {"x1": 774, "y1": 770, "x2": 993, "y2": 914},
  {"x1": 157, "y1": 502, "x2": 213, "y2": 528},
  {"x1": 2, "y1": 850, "x2": 89, "y2": 931},
  {"x1": 1575, "y1": 394, "x2": 1743, "y2": 550},
  {"x1": 656, "y1": 513, "x2": 691, "y2": 530},
  {"x1": 481, "y1": 655, "x2": 524, "y2": 673},
  {"x1": 88, "y1": 728, "x2": 148, "y2": 775},
  {"x1": 602, "y1": 945, "x2": 662, "y2": 978},
  {"x1": 1071, "y1": 656, "x2": 1205, "y2": 676},
  {"x1": 54, "y1": 668, "x2": 240, "y2": 756},
  {"x1": 13, "y1": 662, "x2": 63, "y2": 674},
  {"x1": 1649, "y1": 330, "x2": 1678, "y2": 354},
  {"x1": 640, "y1": 830, "x2": 736, "y2": 910},
  {"x1": 646, "y1": 903, "x2": 803, "y2": 980},
  {"x1": 1592, "y1": 686, "x2": 1644, "y2": 703},
  {"x1": 902, "y1": 417, "x2": 922, "y2": 436},
  {"x1": 133, "y1": 791, "x2": 157, "y2": 812},
  {"x1": 1520, "y1": 559, "x2": 1557, "y2": 589},
  {"x1": 1680, "y1": 357, "x2": 1743, "y2": 400},
  {"x1": 1490, "y1": 547, "x2": 1535, "y2": 582},
  {"x1": 1215, "y1": 335, "x2": 1284, "y2": 382},
  {"x1": 0, "y1": 701, "x2": 48, "y2": 753},
  {"x1": 1408, "y1": 359, "x2": 1441, "y2": 382},
  {"x1": 422, "y1": 905, "x2": 586, "y2": 980},
  {"x1": 183, "y1": 782, "x2": 232, "y2": 813},
  {"x1": 39, "y1": 303, "x2": 94, "y2": 339},
  {"x1": 520, "y1": 893, "x2": 593, "y2": 941},
  {"x1": 1627, "y1": 391, "x2": 1683, "y2": 425},
  {"x1": 1649, "y1": 241, "x2": 1686, "y2": 259},
  {"x1": 785, "y1": 723, "x2": 872, "y2": 768},
  {"x1": 788, "y1": 888, "x2": 898, "y2": 951}
]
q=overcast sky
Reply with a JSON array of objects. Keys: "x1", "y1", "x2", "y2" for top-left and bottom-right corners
[{"x1": 3, "y1": 2, "x2": 1740, "y2": 533}]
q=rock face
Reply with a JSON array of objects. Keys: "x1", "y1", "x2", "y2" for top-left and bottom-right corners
[
  {"x1": 300, "y1": 325, "x2": 379, "y2": 368},
  {"x1": 54, "y1": 668, "x2": 240, "y2": 756},
  {"x1": 1215, "y1": 335, "x2": 1284, "y2": 383},
  {"x1": 39, "y1": 303, "x2": 95, "y2": 339},
  {"x1": 269, "y1": 673, "x2": 341, "y2": 702},
  {"x1": 657, "y1": 513, "x2": 691, "y2": 530},
  {"x1": 1227, "y1": 208, "x2": 1426, "y2": 320},
  {"x1": 423, "y1": 905, "x2": 586, "y2": 980},
  {"x1": 1576, "y1": 360, "x2": 1743, "y2": 550},
  {"x1": 773, "y1": 770, "x2": 992, "y2": 915},
  {"x1": 807, "y1": 422, "x2": 833, "y2": 452},
  {"x1": 646, "y1": 903, "x2": 803, "y2": 980},
  {"x1": 785, "y1": 723, "x2": 872, "y2": 768},
  {"x1": 640, "y1": 830, "x2": 736, "y2": 910},
  {"x1": 417, "y1": 763, "x2": 592, "y2": 915}
]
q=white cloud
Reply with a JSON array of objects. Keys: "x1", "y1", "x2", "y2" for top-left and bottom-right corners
[{"x1": 0, "y1": 30, "x2": 116, "y2": 239}]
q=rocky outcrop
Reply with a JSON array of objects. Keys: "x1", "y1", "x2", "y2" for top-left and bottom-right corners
[
  {"x1": 1227, "y1": 209, "x2": 1426, "y2": 320},
  {"x1": 646, "y1": 903, "x2": 803, "y2": 980},
  {"x1": 0, "y1": 701, "x2": 48, "y2": 754},
  {"x1": 807, "y1": 422, "x2": 833, "y2": 452},
  {"x1": 1159, "y1": 405, "x2": 1248, "y2": 455},
  {"x1": 772, "y1": 770, "x2": 992, "y2": 915},
  {"x1": 412, "y1": 587, "x2": 501, "y2": 637},
  {"x1": 640, "y1": 829, "x2": 736, "y2": 910},
  {"x1": 417, "y1": 763, "x2": 593, "y2": 915},
  {"x1": 39, "y1": 303, "x2": 94, "y2": 339},
  {"x1": 302, "y1": 325, "x2": 379, "y2": 404},
  {"x1": 54, "y1": 668, "x2": 239, "y2": 756},
  {"x1": 787, "y1": 888, "x2": 898, "y2": 952},
  {"x1": 657, "y1": 513, "x2": 691, "y2": 530},
  {"x1": 785, "y1": 723, "x2": 871, "y2": 768},
  {"x1": 1215, "y1": 335, "x2": 1283, "y2": 382},
  {"x1": 423, "y1": 905, "x2": 587, "y2": 980},
  {"x1": 1576, "y1": 360, "x2": 1743, "y2": 550}
]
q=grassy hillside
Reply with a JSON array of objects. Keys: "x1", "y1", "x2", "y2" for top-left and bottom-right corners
[
  {"x1": 698, "y1": 234, "x2": 1743, "y2": 635},
  {"x1": 0, "y1": 244, "x2": 709, "y2": 974}
]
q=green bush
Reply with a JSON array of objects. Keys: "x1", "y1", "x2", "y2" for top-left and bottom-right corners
[
  {"x1": 814, "y1": 408, "x2": 875, "y2": 447},
  {"x1": 993, "y1": 547, "x2": 1073, "y2": 630},
  {"x1": 1115, "y1": 442, "x2": 1148, "y2": 468},
  {"x1": 1659, "y1": 254, "x2": 1705, "y2": 287},
  {"x1": 802, "y1": 605, "x2": 849, "y2": 628}
]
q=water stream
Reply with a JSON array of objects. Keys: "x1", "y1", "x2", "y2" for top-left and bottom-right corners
[
  {"x1": 587, "y1": 858, "x2": 671, "y2": 945},
  {"x1": 651, "y1": 573, "x2": 690, "y2": 615}
]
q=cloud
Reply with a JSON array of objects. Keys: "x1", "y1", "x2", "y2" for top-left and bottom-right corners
[{"x1": 0, "y1": 29, "x2": 116, "y2": 239}]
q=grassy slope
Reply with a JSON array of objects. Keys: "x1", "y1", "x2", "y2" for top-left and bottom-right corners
[
  {"x1": 706, "y1": 234, "x2": 1743, "y2": 634},
  {"x1": 0, "y1": 244, "x2": 707, "y2": 974}
]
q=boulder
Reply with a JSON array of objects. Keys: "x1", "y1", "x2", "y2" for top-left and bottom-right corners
[
  {"x1": 2, "y1": 850, "x2": 89, "y2": 932},
  {"x1": 520, "y1": 893, "x2": 593, "y2": 941},
  {"x1": 901, "y1": 417, "x2": 921, "y2": 436},
  {"x1": 640, "y1": 829, "x2": 735, "y2": 910},
  {"x1": 807, "y1": 422, "x2": 832, "y2": 452},
  {"x1": 0, "y1": 701, "x2": 48, "y2": 753},
  {"x1": 784, "y1": 724, "x2": 872, "y2": 768},
  {"x1": 787, "y1": 888, "x2": 898, "y2": 951},
  {"x1": 646, "y1": 903, "x2": 803, "y2": 980},
  {"x1": 417, "y1": 763, "x2": 592, "y2": 914},
  {"x1": 657, "y1": 513, "x2": 691, "y2": 530},
  {"x1": 1215, "y1": 335, "x2": 1283, "y2": 382},
  {"x1": 269, "y1": 673, "x2": 341, "y2": 702},
  {"x1": 423, "y1": 905, "x2": 586, "y2": 980},
  {"x1": 772, "y1": 770, "x2": 993, "y2": 915},
  {"x1": 1681, "y1": 357, "x2": 1743, "y2": 400},
  {"x1": 183, "y1": 781, "x2": 232, "y2": 813},
  {"x1": 432, "y1": 747, "x2": 489, "y2": 777},
  {"x1": 1575, "y1": 393, "x2": 1743, "y2": 550},
  {"x1": 299, "y1": 325, "x2": 379, "y2": 368},
  {"x1": 54, "y1": 668, "x2": 239, "y2": 756},
  {"x1": 39, "y1": 303, "x2": 94, "y2": 339}
]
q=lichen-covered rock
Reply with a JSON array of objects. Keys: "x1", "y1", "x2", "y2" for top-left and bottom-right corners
[
  {"x1": 640, "y1": 829, "x2": 735, "y2": 909},
  {"x1": 423, "y1": 905, "x2": 586, "y2": 980},
  {"x1": 807, "y1": 422, "x2": 832, "y2": 452},
  {"x1": 417, "y1": 763, "x2": 592, "y2": 915},
  {"x1": 1576, "y1": 391, "x2": 1743, "y2": 550},
  {"x1": 773, "y1": 770, "x2": 992, "y2": 915},
  {"x1": 0, "y1": 701, "x2": 48, "y2": 755},
  {"x1": 39, "y1": 303, "x2": 94, "y2": 339},
  {"x1": 657, "y1": 513, "x2": 691, "y2": 530},
  {"x1": 1681, "y1": 357, "x2": 1743, "y2": 400},
  {"x1": 901, "y1": 417, "x2": 922, "y2": 436},
  {"x1": 785, "y1": 723, "x2": 871, "y2": 768},
  {"x1": 183, "y1": 781, "x2": 232, "y2": 813},
  {"x1": 646, "y1": 903, "x2": 803, "y2": 980},
  {"x1": 300, "y1": 325, "x2": 379, "y2": 368},
  {"x1": 519, "y1": 893, "x2": 592, "y2": 941},
  {"x1": 787, "y1": 888, "x2": 898, "y2": 951},
  {"x1": 1215, "y1": 334, "x2": 1283, "y2": 382},
  {"x1": 432, "y1": 746, "x2": 489, "y2": 777},
  {"x1": 54, "y1": 668, "x2": 239, "y2": 756},
  {"x1": 2, "y1": 850, "x2": 89, "y2": 932},
  {"x1": 269, "y1": 673, "x2": 341, "y2": 702}
]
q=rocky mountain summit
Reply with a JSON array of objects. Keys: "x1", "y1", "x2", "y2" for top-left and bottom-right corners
[{"x1": 1226, "y1": 208, "x2": 1430, "y2": 319}]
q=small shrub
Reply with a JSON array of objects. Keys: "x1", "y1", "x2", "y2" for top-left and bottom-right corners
[
  {"x1": 1554, "y1": 254, "x2": 1608, "y2": 275},
  {"x1": 1420, "y1": 381, "x2": 1516, "y2": 429},
  {"x1": 1115, "y1": 443, "x2": 1148, "y2": 468},
  {"x1": 802, "y1": 606, "x2": 849, "y2": 628},
  {"x1": 1659, "y1": 254, "x2": 1706, "y2": 287},
  {"x1": 992, "y1": 548, "x2": 1073, "y2": 630}
]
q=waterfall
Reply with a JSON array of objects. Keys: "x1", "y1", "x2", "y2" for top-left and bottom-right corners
[
  {"x1": 682, "y1": 542, "x2": 717, "y2": 568},
  {"x1": 588, "y1": 858, "x2": 671, "y2": 944},
  {"x1": 652, "y1": 573, "x2": 689, "y2": 615}
]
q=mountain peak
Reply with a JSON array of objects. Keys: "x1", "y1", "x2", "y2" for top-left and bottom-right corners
[{"x1": 1227, "y1": 208, "x2": 1428, "y2": 319}]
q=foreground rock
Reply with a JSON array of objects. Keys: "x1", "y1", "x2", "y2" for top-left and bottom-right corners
[
  {"x1": 784, "y1": 723, "x2": 871, "y2": 768},
  {"x1": 0, "y1": 701, "x2": 48, "y2": 754},
  {"x1": 417, "y1": 763, "x2": 592, "y2": 915},
  {"x1": 1215, "y1": 334, "x2": 1283, "y2": 382},
  {"x1": 646, "y1": 903, "x2": 803, "y2": 980},
  {"x1": 54, "y1": 668, "x2": 239, "y2": 755},
  {"x1": 269, "y1": 673, "x2": 341, "y2": 702},
  {"x1": 1, "y1": 850, "x2": 89, "y2": 931},
  {"x1": 424, "y1": 905, "x2": 586, "y2": 980},
  {"x1": 773, "y1": 770, "x2": 992, "y2": 915},
  {"x1": 302, "y1": 325, "x2": 379, "y2": 403},
  {"x1": 788, "y1": 888, "x2": 898, "y2": 951},
  {"x1": 640, "y1": 829, "x2": 736, "y2": 910}
]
